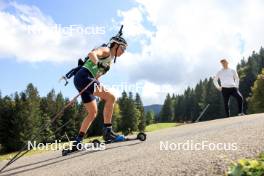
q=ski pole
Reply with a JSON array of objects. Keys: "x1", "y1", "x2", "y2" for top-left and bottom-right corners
[
  {"x1": 0, "y1": 78, "x2": 97, "y2": 173},
  {"x1": 0, "y1": 119, "x2": 73, "y2": 172}
]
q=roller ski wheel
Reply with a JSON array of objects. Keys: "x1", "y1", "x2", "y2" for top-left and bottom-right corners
[
  {"x1": 137, "y1": 132, "x2": 147, "y2": 141},
  {"x1": 62, "y1": 149, "x2": 70, "y2": 156},
  {"x1": 61, "y1": 143, "x2": 82, "y2": 156}
]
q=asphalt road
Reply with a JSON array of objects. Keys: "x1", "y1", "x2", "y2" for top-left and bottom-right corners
[{"x1": 0, "y1": 113, "x2": 264, "y2": 176}]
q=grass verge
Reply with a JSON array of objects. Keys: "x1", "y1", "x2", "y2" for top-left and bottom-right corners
[
  {"x1": 0, "y1": 136, "x2": 102, "y2": 161},
  {"x1": 145, "y1": 123, "x2": 181, "y2": 132}
]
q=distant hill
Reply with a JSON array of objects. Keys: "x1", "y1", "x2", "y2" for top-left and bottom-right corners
[{"x1": 144, "y1": 104, "x2": 162, "y2": 115}]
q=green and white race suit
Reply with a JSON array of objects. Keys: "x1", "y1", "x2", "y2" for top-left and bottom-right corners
[{"x1": 83, "y1": 54, "x2": 114, "y2": 78}]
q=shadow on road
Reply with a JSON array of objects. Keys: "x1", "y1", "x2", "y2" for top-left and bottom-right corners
[{"x1": 0, "y1": 141, "x2": 142, "y2": 176}]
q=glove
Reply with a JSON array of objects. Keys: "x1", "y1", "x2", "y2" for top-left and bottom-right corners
[
  {"x1": 78, "y1": 58, "x2": 84, "y2": 66},
  {"x1": 97, "y1": 62, "x2": 110, "y2": 73}
]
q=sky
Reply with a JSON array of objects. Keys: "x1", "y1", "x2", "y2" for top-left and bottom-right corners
[{"x1": 0, "y1": 0, "x2": 264, "y2": 105}]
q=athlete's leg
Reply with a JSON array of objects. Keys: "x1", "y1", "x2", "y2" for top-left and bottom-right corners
[
  {"x1": 79, "y1": 100, "x2": 98, "y2": 134},
  {"x1": 231, "y1": 88, "x2": 244, "y2": 114},
  {"x1": 72, "y1": 68, "x2": 100, "y2": 149},
  {"x1": 93, "y1": 85, "x2": 124, "y2": 141},
  {"x1": 93, "y1": 85, "x2": 116, "y2": 124},
  {"x1": 222, "y1": 88, "x2": 231, "y2": 117},
  {"x1": 72, "y1": 100, "x2": 97, "y2": 149}
]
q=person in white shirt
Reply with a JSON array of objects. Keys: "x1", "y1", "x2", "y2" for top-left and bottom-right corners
[{"x1": 213, "y1": 59, "x2": 244, "y2": 117}]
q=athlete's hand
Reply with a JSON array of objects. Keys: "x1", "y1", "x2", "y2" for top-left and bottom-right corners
[
  {"x1": 78, "y1": 58, "x2": 84, "y2": 66},
  {"x1": 217, "y1": 87, "x2": 222, "y2": 91},
  {"x1": 97, "y1": 62, "x2": 110, "y2": 73}
]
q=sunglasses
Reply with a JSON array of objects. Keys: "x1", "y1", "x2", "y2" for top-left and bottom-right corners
[{"x1": 120, "y1": 45, "x2": 126, "y2": 52}]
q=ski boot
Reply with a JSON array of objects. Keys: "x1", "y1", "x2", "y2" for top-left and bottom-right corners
[
  {"x1": 70, "y1": 135, "x2": 83, "y2": 152},
  {"x1": 102, "y1": 127, "x2": 125, "y2": 143},
  {"x1": 62, "y1": 135, "x2": 83, "y2": 156}
]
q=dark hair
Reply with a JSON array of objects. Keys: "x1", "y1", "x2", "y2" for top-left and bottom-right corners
[
  {"x1": 100, "y1": 43, "x2": 108, "y2": 47},
  {"x1": 220, "y1": 59, "x2": 228, "y2": 63},
  {"x1": 109, "y1": 42, "x2": 116, "y2": 49}
]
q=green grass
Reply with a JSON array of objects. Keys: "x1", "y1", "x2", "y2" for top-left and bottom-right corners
[
  {"x1": 145, "y1": 123, "x2": 181, "y2": 132},
  {"x1": 0, "y1": 136, "x2": 102, "y2": 161},
  {"x1": 0, "y1": 148, "x2": 48, "y2": 161}
]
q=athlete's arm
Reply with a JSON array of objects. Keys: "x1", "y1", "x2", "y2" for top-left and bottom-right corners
[
  {"x1": 233, "y1": 70, "x2": 240, "y2": 88},
  {"x1": 88, "y1": 47, "x2": 110, "y2": 65},
  {"x1": 213, "y1": 71, "x2": 221, "y2": 91}
]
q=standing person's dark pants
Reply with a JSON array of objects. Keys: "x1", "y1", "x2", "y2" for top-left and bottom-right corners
[{"x1": 221, "y1": 87, "x2": 243, "y2": 117}]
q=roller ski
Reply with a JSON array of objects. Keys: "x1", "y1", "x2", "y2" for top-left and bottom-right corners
[
  {"x1": 92, "y1": 127, "x2": 147, "y2": 146},
  {"x1": 62, "y1": 127, "x2": 146, "y2": 156}
]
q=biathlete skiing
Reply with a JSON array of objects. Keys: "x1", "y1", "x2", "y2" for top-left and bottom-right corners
[{"x1": 70, "y1": 29, "x2": 127, "y2": 151}]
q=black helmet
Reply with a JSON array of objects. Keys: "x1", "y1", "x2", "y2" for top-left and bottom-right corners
[{"x1": 109, "y1": 36, "x2": 127, "y2": 47}]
